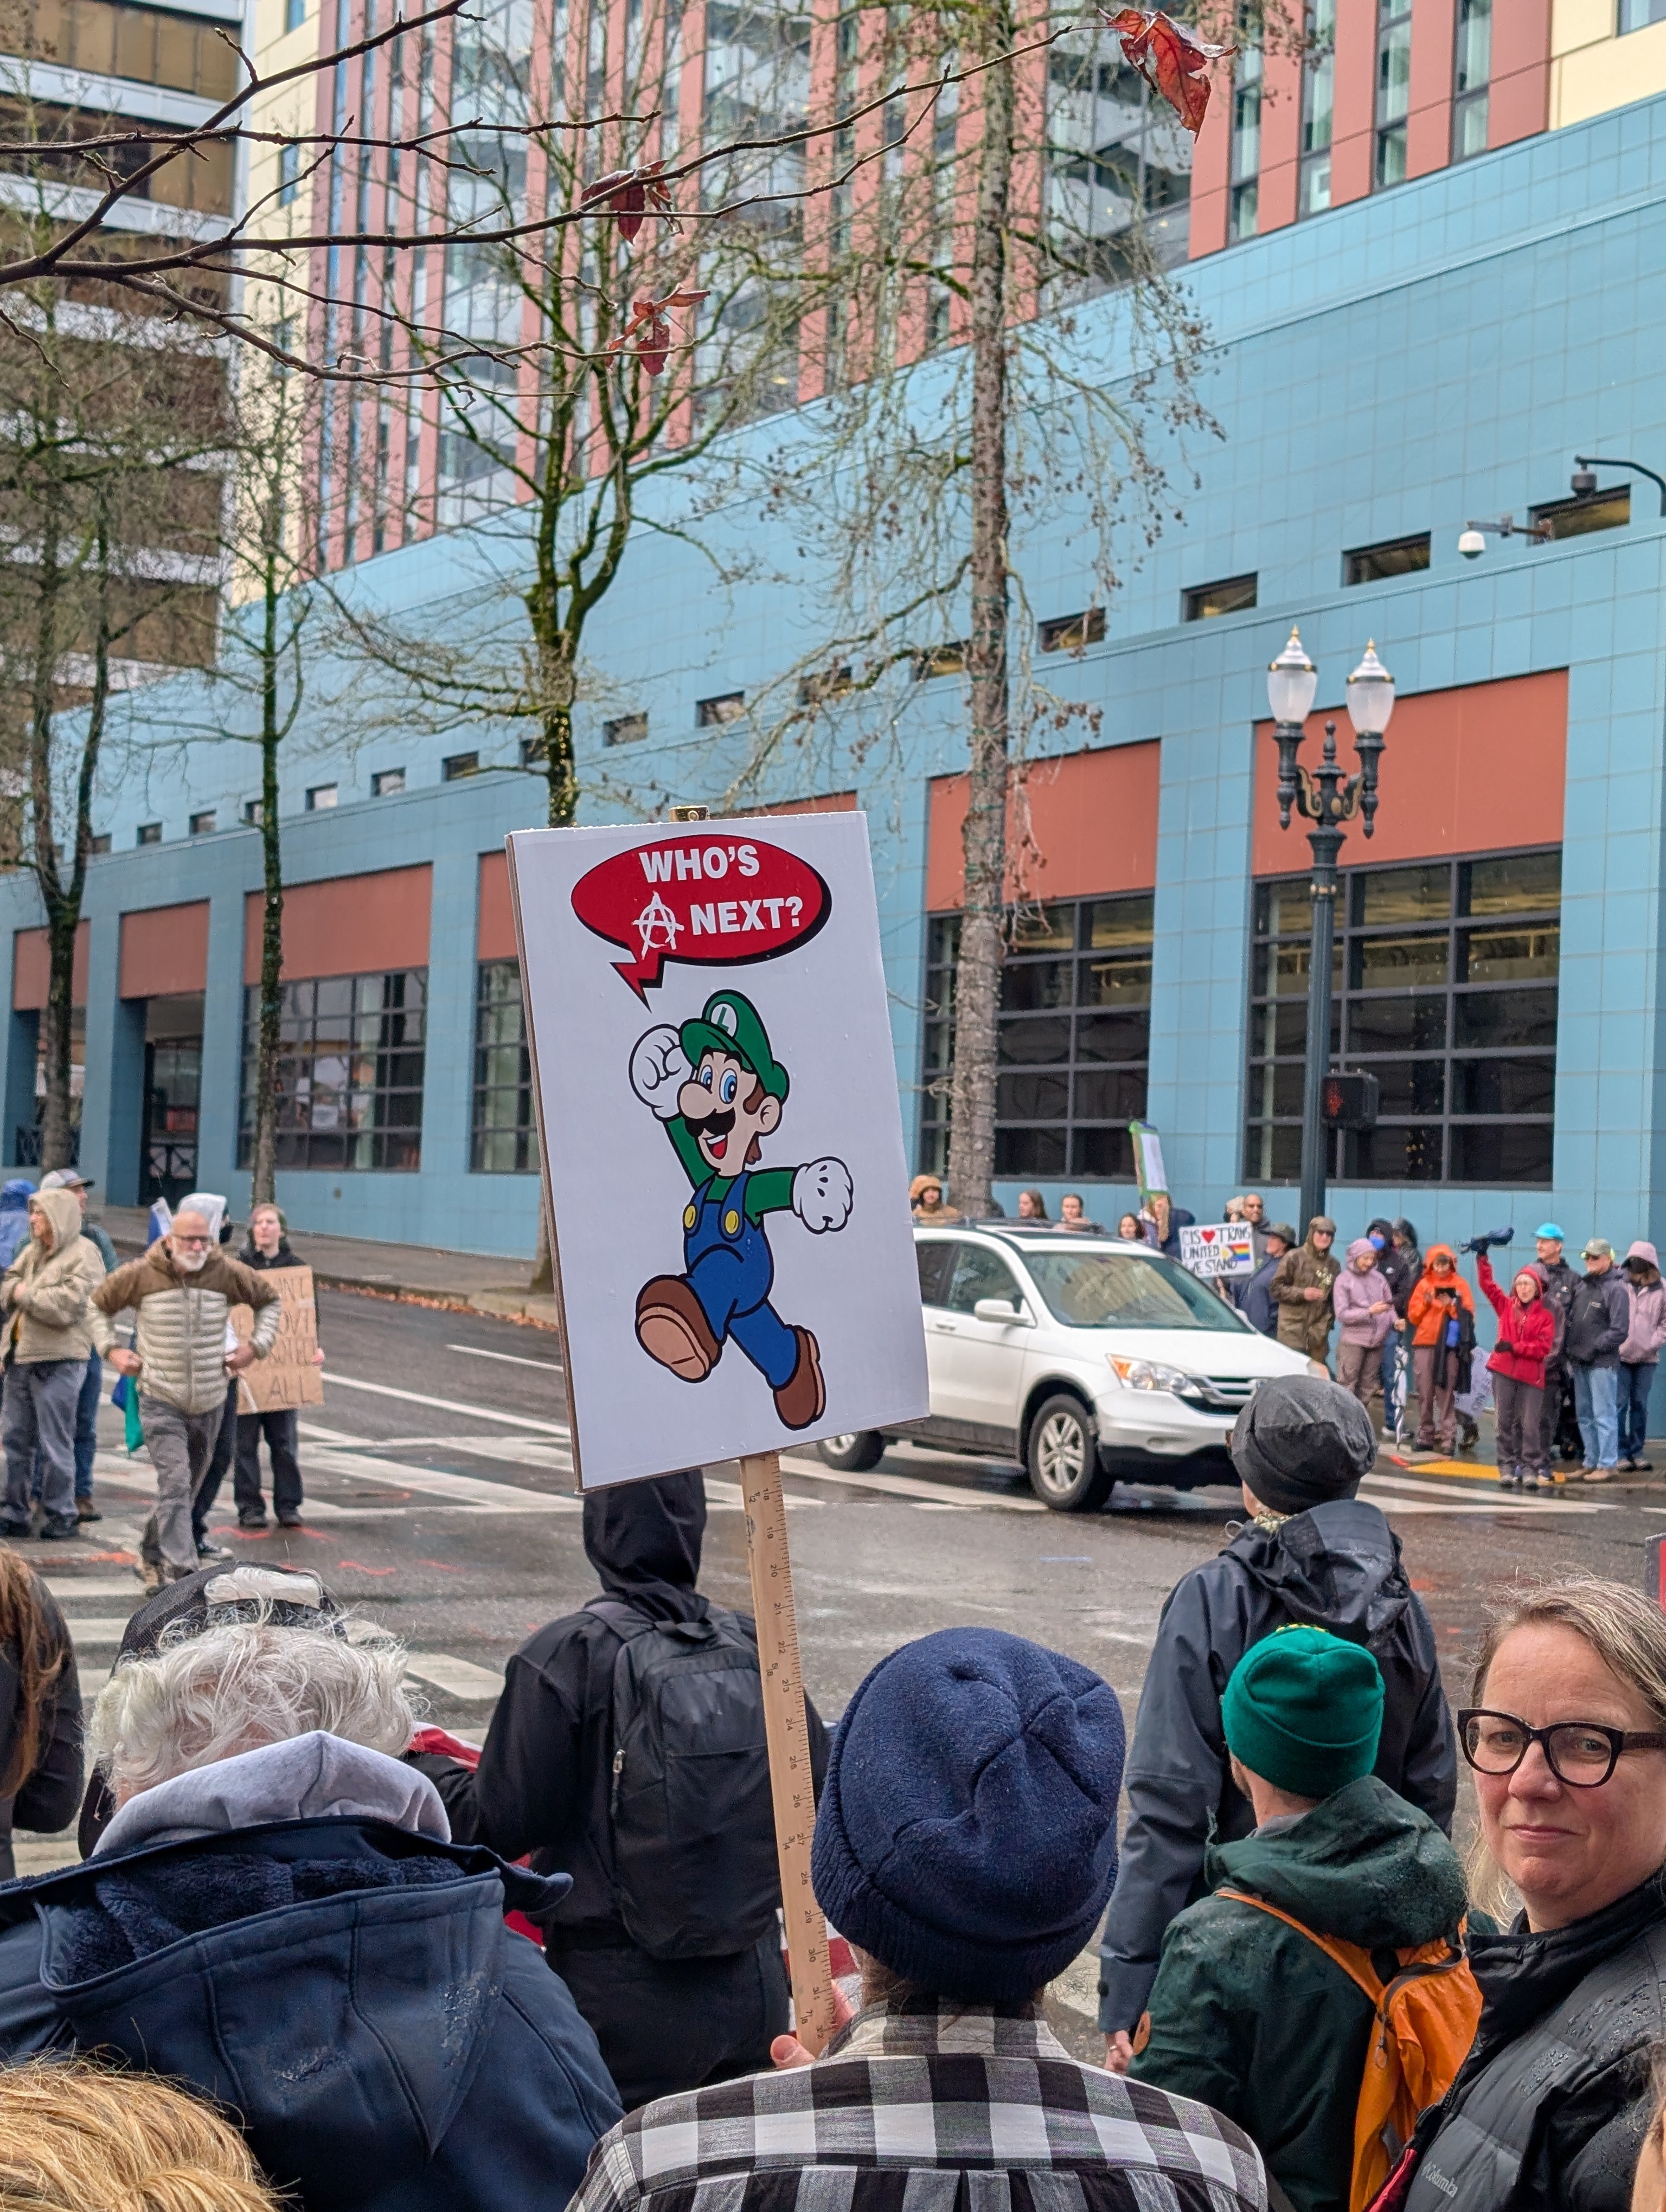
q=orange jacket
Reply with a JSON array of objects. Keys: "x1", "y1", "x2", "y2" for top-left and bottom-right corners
[{"x1": 1407, "y1": 1245, "x2": 1475, "y2": 1348}]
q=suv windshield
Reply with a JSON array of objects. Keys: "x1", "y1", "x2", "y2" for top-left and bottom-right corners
[{"x1": 1021, "y1": 1248, "x2": 1250, "y2": 1332}]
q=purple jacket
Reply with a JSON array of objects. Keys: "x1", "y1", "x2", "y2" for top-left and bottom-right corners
[{"x1": 1334, "y1": 1250, "x2": 1394, "y2": 1347}]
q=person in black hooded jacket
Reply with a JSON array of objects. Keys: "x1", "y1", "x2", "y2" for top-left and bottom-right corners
[
  {"x1": 416, "y1": 1467, "x2": 830, "y2": 2112},
  {"x1": 1097, "y1": 1374, "x2": 1456, "y2": 2063}
]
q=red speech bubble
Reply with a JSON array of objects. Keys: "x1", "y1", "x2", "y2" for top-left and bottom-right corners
[{"x1": 572, "y1": 834, "x2": 832, "y2": 999}]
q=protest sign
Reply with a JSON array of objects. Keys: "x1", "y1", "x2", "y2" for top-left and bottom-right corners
[
  {"x1": 510, "y1": 806, "x2": 926, "y2": 2054},
  {"x1": 1130, "y1": 1121, "x2": 1168, "y2": 1201},
  {"x1": 505, "y1": 809, "x2": 929, "y2": 1490},
  {"x1": 1178, "y1": 1222, "x2": 1257, "y2": 1279},
  {"x1": 230, "y1": 1265, "x2": 324, "y2": 1411}
]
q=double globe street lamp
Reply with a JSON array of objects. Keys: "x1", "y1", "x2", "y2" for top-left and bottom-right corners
[{"x1": 1265, "y1": 630, "x2": 1398, "y2": 1230}]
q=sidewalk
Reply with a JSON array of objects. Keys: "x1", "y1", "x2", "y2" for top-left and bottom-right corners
[{"x1": 92, "y1": 1206, "x2": 559, "y2": 1329}]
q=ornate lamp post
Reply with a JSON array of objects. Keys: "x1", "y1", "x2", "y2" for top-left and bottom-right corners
[{"x1": 1265, "y1": 631, "x2": 1396, "y2": 1231}]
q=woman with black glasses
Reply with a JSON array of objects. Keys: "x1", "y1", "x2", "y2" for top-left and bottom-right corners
[{"x1": 1401, "y1": 1580, "x2": 1666, "y2": 2212}]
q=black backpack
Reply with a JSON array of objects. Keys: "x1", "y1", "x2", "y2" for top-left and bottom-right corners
[{"x1": 586, "y1": 1597, "x2": 779, "y2": 1960}]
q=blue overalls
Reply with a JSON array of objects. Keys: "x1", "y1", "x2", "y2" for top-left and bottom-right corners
[{"x1": 682, "y1": 1170, "x2": 799, "y2": 1390}]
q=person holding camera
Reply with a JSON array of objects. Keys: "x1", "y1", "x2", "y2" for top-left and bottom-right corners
[
  {"x1": 1406, "y1": 1244, "x2": 1475, "y2": 1458},
  {"x1": 1472, "y1": 1241, "x2": 1555, "y2": 1489}
]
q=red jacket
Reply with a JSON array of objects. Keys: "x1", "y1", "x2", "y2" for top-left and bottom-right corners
[{"x1": 1476, "y1": 1253, "x2": 1556, "y2": 1387}]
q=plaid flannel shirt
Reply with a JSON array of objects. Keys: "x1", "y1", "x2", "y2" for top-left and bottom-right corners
[{"x1": 568, "y1": 1995, "x2": 1266, "y2": 2212}]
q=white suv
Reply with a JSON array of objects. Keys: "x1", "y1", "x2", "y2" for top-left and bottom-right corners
[{"x1": 820, "y1": 1225, "x2": 1312, "y2": 1510}]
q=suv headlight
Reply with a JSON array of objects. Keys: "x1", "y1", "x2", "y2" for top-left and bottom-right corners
[{"x1": 1107, "y1": 1356, "x2": 1195, "y2": 1394}]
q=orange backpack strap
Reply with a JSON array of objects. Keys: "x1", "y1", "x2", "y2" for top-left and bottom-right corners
[{"x1": 1214, "y1": 1888, "x2": 1386, "y2": 2008}]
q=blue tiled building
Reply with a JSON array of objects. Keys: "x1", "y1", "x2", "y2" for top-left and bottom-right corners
[{"x1": 5, "y1": 87, "x2": 1665, "y2": 1276}]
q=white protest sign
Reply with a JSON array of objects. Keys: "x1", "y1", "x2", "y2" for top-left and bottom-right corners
[
  {"x1": 1178, "y1": 1222, "x2": 1257, "y2": 1279},
  {"x1": 507, "y1": 813, "x2": 930, "y2": 1489}
]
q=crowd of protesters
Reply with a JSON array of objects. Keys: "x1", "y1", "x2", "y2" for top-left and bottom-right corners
[
  {"x1": 2, "y1": 1374, "x2": 1666, "y2": 2208},
  {"x1": 0, "y1": 1181, "x2": 326, "y2": 1583}
]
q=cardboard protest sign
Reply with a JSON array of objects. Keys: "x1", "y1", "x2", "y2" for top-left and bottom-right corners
[
  {"x1": 507, "y1": 813, "x2": 930, "y2": 1489},
  {"x1": 230, "y1": 1265, "x2": 324, "y2": 1412},
  {"x1": 1178, "y1": 1222, "x2": 1256, "y2": 1279}
]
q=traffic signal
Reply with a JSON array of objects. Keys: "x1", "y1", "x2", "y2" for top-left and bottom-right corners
[{"x1": 1322, "y1": 1071, "x2": 1379, "y2": 1130}]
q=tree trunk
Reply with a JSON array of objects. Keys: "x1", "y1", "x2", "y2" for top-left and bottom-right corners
[
  {"x1": 946, "y1": 15, "x2": 1015, "y2": 1225},
  {"x1": 250, "y1": 550, "x2": 286, "y2": 1204}
]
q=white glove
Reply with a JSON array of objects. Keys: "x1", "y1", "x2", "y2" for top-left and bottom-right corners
[
  {"x1": 630, "y1": 1026, "x2": 690, "y2": 1118},
  {"x1": 792, "y1": 1158, "x2": 853, "y2": 1233}
]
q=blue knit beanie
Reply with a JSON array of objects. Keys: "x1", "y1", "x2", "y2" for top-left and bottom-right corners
[{"x1": 810, "y1": 1627, "x2": 1125, "y2": 2002}]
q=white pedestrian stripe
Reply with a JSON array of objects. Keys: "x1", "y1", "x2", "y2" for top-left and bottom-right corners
[
  {"x1": 43, "y1": 1579, "x2": 148, "y2": 1600},
  {"x1": 446, "y1": 1344, "x2": 563, "y2": 1374},
  {"x1": 324, "y1": 1372, "x2": 568, "y2": 1436},
  {"x1": 298, "y1": 1441, "x2": 582, "y2": 1513},
  {"x1": 405, "y1": 1652, "x2": 505, "y2": 1700}
]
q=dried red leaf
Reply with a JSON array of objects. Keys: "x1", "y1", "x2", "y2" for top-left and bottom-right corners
[
  {"x1": 606, "y1": 286, "x2": 711, "y2": 376},
  {"x1": 580, "y1": 159, "x2": 676, "y2": 243},
  {"x1": 1103, "y1": 8, "x2": 1232, "y2": 134}
]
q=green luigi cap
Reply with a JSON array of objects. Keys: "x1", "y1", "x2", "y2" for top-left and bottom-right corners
[
  {"x1": 680, "y1": 991, "x2": 789, "y2": 1102},
  {"x1": 1221, "y1": 1624, "x2": 1385, "y2": 1802}
]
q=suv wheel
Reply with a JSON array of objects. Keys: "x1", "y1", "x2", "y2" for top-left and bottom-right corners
[
  {"x1": 1026, "y1": 1394, "x2": 1113, "y2": 1512},
  {"x1": 818, "y1": 1431, "x2": 887, "y2": 1472}
]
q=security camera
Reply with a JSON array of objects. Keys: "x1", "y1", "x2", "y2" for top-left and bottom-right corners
[
  {"x1": 1458, "y1": 528, "x2": 1485, "y2": 559},
  {"x1": 1571, "y1": 464, "x2": 1598, "y2": 497}
]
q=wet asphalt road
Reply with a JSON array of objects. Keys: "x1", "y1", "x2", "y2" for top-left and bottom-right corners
[
  {"x1": 46, "y1": 1285, "x2": 1663, "y2": 1721},
  {"x1": 27, "y1": 1285, "x2": 1665, "y2": 2042}
]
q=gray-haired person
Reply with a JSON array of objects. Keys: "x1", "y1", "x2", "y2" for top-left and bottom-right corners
[{"x1": 0, "y1": 1612, "x2": 620, "y2": 2210}]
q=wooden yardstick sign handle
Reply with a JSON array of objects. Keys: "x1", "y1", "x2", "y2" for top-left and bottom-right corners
[{"x1": 739, "y1": 1449, "x2": 838, "y2": 2056}]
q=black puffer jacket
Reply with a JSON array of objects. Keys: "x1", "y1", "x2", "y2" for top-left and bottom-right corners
[
  {"x1": 1404, "y1": 1872, "x2": 1666, "y2": 2212},
  {"x1": 1095, "y1": 1496, "x2": 1456, "y2": 2034}
]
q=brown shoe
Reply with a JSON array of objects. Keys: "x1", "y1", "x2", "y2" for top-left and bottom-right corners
[
  {"x1": 773, "y1": 1327, "x2": 825, "y2": 1430},
  {"x1": 75, "y1": 1496, "x2": 101, "y2": 1522},
  {"x1": 636, "y1": 1276, "x2": 721, "y2": 1382}
]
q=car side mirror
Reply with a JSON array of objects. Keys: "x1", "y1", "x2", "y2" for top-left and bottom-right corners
[{"x1": 974, "y1": 1296, "x2": 1033, "y2": 1327}]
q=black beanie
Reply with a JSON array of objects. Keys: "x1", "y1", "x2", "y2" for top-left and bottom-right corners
[{"x1": 1231, "y1": 1374, "x2": 1376, "y2": 1515}]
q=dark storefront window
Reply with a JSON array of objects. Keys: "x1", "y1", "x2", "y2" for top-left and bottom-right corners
[
  {"x1": 920, "y1": 893, "x2": 1153, "y2": 1181},
  {"x1": 472, "y1": 958, "x2": 537, "y2": 1172},
  {"x1": 1244, "y1": 847, "x2": 1560, "y2": 1186},
  {"x1": 238, "y1": 969, "x2": 426, "y2": 1171}
]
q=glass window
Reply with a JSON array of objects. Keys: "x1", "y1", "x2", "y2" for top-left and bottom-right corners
[
  {"x1": 1228, "y1": 33, "x2": 1260, "y2": 241},
  {"x1": 471, "y1": 959, "x2": 536, "y2": 1172},
  {"x1": 1452, "y1": 0, "x2": 1490, "y2": 159},
  {"x1": 1043, "y1": 34, "x2": 1192, "y2": 300},
  {"x1": 1531, "y1": 488, "x2": 1630, "y2": 541},
  {"x1": 1621, "y1": 0, "x2": 1666, "y2": 30},
  {"x1": 920, "y1": 891, "x2": 1152, "y2": 1184},
  {"x1": 945, "y1": 1244, "x2": 1024, "y2": 1315},
  {"x1": 1183, "y1": 574, "x2": 1257, "y2": 622},
  {"x1": 1343, "y1": 534, "x2": 1430, "y2": 586},
  {"x1": 915, "y1": 1239, "x2": 955, "y2": 1306},
  {"x1": 1022, "y1": 1249, "x2": 1247, "y2": 1332},
  {"x1": 1298, "y1": 0, "x2": 1335, "y2": 218},
  {"x1": 1375, "y1": 0, "x2": 1412, "y2": 188},
  {"x1": 279, "y1": 144, "x2": 300, "y2": 204},
  {"x1": 238, "y1": 969, "x2": 426, "y2": 1172},
  {"x1": 1246, "y1": 846, "x2": 1558, "y2": 1186}
]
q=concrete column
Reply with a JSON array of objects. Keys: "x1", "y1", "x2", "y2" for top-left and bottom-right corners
[
  {"x1": 197, "y1": 889, "x2": 248, "y2": 1199},
  {"x1": 414, "y1": 846, "x2": 479, "y2": 1242},
  {"x1": 102, "y1": 1000, "x2": 148, "y2": 1206},
  {"x1": 75, "y1": 909, "x2": 122, "y2": 1189}
]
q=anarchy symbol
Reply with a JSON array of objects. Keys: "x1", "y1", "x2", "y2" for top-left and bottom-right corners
[{"x1": 633, "y1": 892, "x2": 682, "y2": 957}]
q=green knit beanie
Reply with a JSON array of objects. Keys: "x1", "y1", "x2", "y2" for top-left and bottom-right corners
[{"x1": 1221, "y1": 1624, "x2": 1385, "y2": 1801}]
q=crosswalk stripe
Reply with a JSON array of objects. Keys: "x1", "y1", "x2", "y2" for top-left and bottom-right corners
[
  {"x1": 405, "y1": 1653, "x2": 505, "y2": 1699},
  {"x1": 324, "y1": 1372, "x2": 568, "y2": 1437}
]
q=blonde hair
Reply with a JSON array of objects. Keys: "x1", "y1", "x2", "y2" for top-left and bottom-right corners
[
  {"x1": 89, "y1": 1619, "x2": 416, "y2": 1798},
  {"x1": 1469, "y1": 1577, "x2": 1666, "y2": 1722},
  {"x1": 0, "y1": 2057, "x2": 280, "y2": 2211},
  {"x1": 1464, "y1": 1578, "x2": 1666, "y2": 1920}
]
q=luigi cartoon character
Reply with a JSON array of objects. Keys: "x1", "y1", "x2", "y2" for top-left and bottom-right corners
[{"x1": 629, "y1": 990, "x2": 854, "y2": 1429}]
